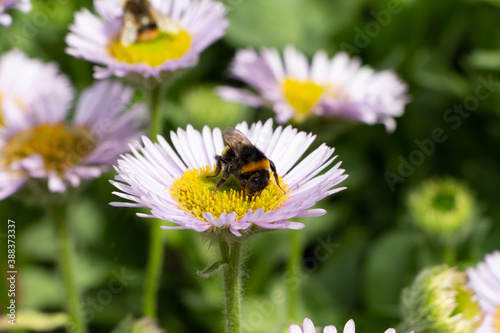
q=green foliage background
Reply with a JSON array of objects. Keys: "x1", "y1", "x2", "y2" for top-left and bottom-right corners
[{"x1": 1, "y1": 0, "x2": 500, "y2": 332}]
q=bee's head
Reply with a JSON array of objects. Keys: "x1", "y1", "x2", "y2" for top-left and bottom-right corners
[{"x1": 246, "y1": 170, "x2": 270, "y2": 196}]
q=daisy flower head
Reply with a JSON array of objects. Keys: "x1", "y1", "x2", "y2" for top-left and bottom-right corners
[
  {"x1": 66, "y1": 0, "x2": 228, "y2": 79},
  {"x1": 110, "y1": 119, "x2": 348, "y2": 237},
  {"x1": 467, "y1": 251, "x2": 500, "y2": 333},
  {"x1": 0, "y1": 0, "x2": 31, "y2": 26},
  {"x1": 218, "y1": 45, "x2": 409, "y2": 132},
  {"x1": 0, "y1": 50, "x2": 73, "y2": 129},
  {"x1": 289, "y1": 318, "x2": 411, "y2": 333},
  {"x1": 0, "y1": 79, "x2": 147, "y2": 200}
]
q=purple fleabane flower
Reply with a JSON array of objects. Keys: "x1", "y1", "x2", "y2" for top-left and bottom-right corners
[
  {"x1": 0, "y1": 50, "x2": 73, "y2": 130},
  {"x1": 289, "y1": 318, "x2": 413, "y2": 333},
  {"x1": 66, "y1": 0, "x2": 228, "y2": 79},
  {"x1": 218, "y1": 46, "x2": 409, "y2": 132},
  {"x1": 467, "y1": 251, "x2": 500, "y2": 333},
  {"x1": 0, "y1": 0, "x2": 31, "y2": 26},
  {"x1": 0, "y1": 78, "x2": 147, "y2": 200},
  {"x1": 110, "y1": 119, "x2": 347, "y2": 237}
]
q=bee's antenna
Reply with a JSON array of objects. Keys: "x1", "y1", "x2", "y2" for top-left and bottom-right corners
[{"x1": 269, "y1": 160, "x2": 286, "y2": 194}]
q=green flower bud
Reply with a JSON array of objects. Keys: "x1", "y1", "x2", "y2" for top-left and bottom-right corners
[
  {"x1": 407, "y1": 178, "x2": 477, "y2": 246},
  {"x1": 400, "y1": 265, "x2": 483, "y2": 333}
]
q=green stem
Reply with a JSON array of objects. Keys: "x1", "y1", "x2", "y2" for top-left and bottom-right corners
[
  {"x1": 143, "y1": 84, "x2": 165, "y2": 318},
  {"x1": 51, "y1": 204, "x2": 88, "y2": 333},
  {"x1": 287, "y1": 230, "x2": 301, "y2": 322},
  {"x1": 220, "y1": 240, "x2": 242, "y2": 333},
  {"x1": 148, "y1": 84, "x2": 163, "y2": 137},
  {"x1": 443, "y1": 245, "x2": 457, "y2": 266},
  {"x1": 144, "y1": 219, "x2": 163, "y2": 318}
]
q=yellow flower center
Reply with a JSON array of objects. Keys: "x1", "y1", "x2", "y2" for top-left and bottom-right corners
[
  {"x1": 494, "y1": 306, "x2": 500, "y2": 333},
  {"x1": 170, "y1": 165, "x2": 289, "y2": 224},
  {"x1": 1, "y1": 123, "x2": 96, "y2": 174},
  {"x1": 281, "y1": 78, "x2": 328, "y2": 122},
  {"x1": 108, "y1": 30, "x2": 192, "y2": 67}
]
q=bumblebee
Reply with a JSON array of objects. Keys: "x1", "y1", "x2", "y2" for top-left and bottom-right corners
[
  {"x1": 208, "y1": 128, "x2": 284, "y2": 197},
  {"x1": 119, "y1": 0, "x2": 179, "y2": 47}
]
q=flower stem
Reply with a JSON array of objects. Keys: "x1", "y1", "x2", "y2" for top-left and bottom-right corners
[
  {"x1": 149, "y1": 83, "x2": 163, "y2": 137},
  {"x1": 50, "y1": 203, "x2": 88, "y2": 333},
  {"x1": 143, "y1": 84, "x2": 164, "y2": 318},
  {"x1": 220, "y1": 239, "x2": 242, "y2": 333},
  {"x1": 287, "y1": 230, "x2": 302, "y2": 322},
  {"x1": 443, "y1": 245, "x2": 457, "y2": 266}
]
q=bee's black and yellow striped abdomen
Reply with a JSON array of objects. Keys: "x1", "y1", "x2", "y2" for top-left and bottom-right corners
[{"x1": 241, "y1": 159, "x2": 270, "y2": 174}]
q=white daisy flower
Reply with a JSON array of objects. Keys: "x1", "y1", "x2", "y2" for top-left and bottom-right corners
[
  {"x1": 0, "y1": 80, "x2": 147, "y2": 199},
  {"x1": 218, "y1": 45, "x2": 409, "y2": 132},
  {"x1": 66, "y1": 0, "x2": 228, "y2": 79},
  {"x1": 110, "y1": 119, "x2": 347, "y2": 237},
  {"x1": 467, "y1": 251, "x2": 500, "y2": 333},
  {"x1": 0, "y1": 50, "x2": 73, "y2": 129},
  {"x1": 0, "y1": 0, "x2": 31, "y2": 26},
  {"x1": 289, "y1": 318, "x2": 411, "y2": 333}
]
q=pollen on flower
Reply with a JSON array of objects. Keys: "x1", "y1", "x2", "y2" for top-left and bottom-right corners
[
  {"x1": 281, "y1": 78, "x2": 327, "y2": 122},
  {"x1": 2, "y1": 123, "x2": 95, "y2": 174},
  {"x1": 170, "y1": 165, "x2": 289, "y2": 223},
  {"x1": 108, "y1": 30, "x2": 192, "y2": 67}
]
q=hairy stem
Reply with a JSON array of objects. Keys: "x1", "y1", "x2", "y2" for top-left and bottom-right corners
[{"x1": 220, "y1": 240, "x2": 242, "y2": 333}]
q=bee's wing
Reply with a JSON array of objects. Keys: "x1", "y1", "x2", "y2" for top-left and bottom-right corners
[
  {"x1": 153, "y1": 11, "x2": 180, "y2": 34},
  {"x1": 119, "y1": 11, "x2": 138, "y2": 47},
  {"x1": 222, "y1": 128, "x2": 253, "y2": 154}
]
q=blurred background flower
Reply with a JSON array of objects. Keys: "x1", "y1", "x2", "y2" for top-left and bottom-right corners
[
  {"x1": 467, "y1": 251, "x2": 500, "y2": 333},
  {"x1": 0, "y1": 79, "x2": 146, "y2": 199},
  {"x1": 66, "y1": 0, "x2": 228, "y2": 79},
  {"x1": 0, "y1": 49, "x2": 73, "y2": 129},
  {"x1": 406, "y1": 178, "x2": 478, "y2": 249},
  {"x1": 289, "y1": 318, "x2": 407, "y2": 333},
  {"x1": 218, "y1": 46, "x2": 409, "y2": 131},
  {"x1": 0, "y1": 0, "x2": 31, "y2": 26},
  {"x1": 400, "y1": 265, "x2": 483, "y2": 333}
]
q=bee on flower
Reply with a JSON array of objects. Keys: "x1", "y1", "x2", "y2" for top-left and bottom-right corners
[
  {"x1": 66, "y1": 0, "x2": 228, "y2": 79},
  {"x1": 110, "y1": 119, "x2": 348, "y2": 236}
]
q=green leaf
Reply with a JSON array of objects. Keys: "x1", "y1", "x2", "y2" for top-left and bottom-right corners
[
  {"x1": 362, "y1": 230, "x2": 417, "y2": 316},
  {"x1": 0, "y1": 310, "x2": 67, "y2": 331},
  {"x1": 197, "y1": 260, "x2": 225, "y2": 278},
  {"x1": 20, "y1": 266, "x2": 64, "y2": 309},
  {"x1": 224, "y1": 0, "x2": 365, "y2": 54},
  {"x1": 467, "y1": 49, "x2": 500, "y2": 71}
]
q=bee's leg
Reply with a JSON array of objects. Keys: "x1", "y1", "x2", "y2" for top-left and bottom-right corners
[
  {"x1": 212, "y1": 167, "x2": 231, "y2": 199},
  {"x1": 207, "y1": 155, "x2": 225, "y2": 178},
  {"x1": 270, "y1": 160, "x2": 285, "y2": 193}
]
